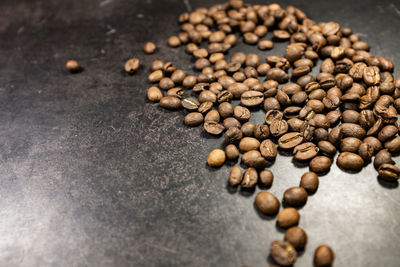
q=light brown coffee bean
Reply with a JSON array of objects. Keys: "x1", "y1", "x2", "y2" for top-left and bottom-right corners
[
  {"x1": 270, "y1": 240, "x2": 297, "y2": 267},
  {"x1": 241, "y1": 167, "x2": 258, "y2": 189},
  {"x1": 147, "y1": 86, "x2": 163, "y2": 102},
  {"x1": 285, "y1": 226, "x2": 307, "y2": 250},
  {"x1": 300, "y1": 172, "x2": 319, "y2": 194},
  {"x1": 254, "y1": 192, "x2": 280, "y2": 216},
  {"x1": 184, "y1": 112, "x2": 203, "y2": 126},
  {"x1": 277, "y1": 208, "x2": 300, "y2": 228},
  {"x1": 309, "y1": 156, "x2": 332, "y2": 173},
  {"x1": 207, "y1": 149, "x2": 225, "y2": 167},
  {"x1": 228, "y1": 166, "x2": 242, "y2": 186}
]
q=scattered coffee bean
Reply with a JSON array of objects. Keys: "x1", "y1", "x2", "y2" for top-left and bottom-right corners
[
  {"x1": 378, "y1": 164, "x2": 400, "y2": 182},
  {"x1": 228, "y1": 166, "x2": 242, "y2": 186},
  {"x1": 66, "y1": 59, "x2": 81, "y2": 73},
  {"x1": 270, "y1": 240, "x2": 297, "y2": 266},
  {"x1": 144, "y1": 42, "x2": 157, "y2": 54},
  {"x1": 207, "y1": 149, "x2": 225, "y2": 167},
  {"x1": 294, "y1": 142, "x2": 318, "y2": 161},
  {"x1": 337, "y1": 152, "x2": 364, "y2": 171},
  {"x1": 204, "y1": 121, "x2": 224, "y2": 135},
  {"x1": 259, "y1": 169, "x2": 274, "y2": 187},
  {"x1": 284, "y1": 187, "x2": 308, "y2": 207},
  {"x1": 124, "y1": 58, "x2": 139, "y2": 74},
  {"x1": 309, "y1": 156, "x2": 332, "y2": 173},
  {"x1": 184, "y1": 112, "x2": 204, "y2": 126},
  {"x1": 225, "y1": 144, "x2": 240, "y2": 160},
  {"x1": 314, "y1": 245, "x2": 335, "y2": 267},
  {"x1": 278, "y1": 132, "x2": 304, "y2": 150},
  {"x1": 300, "y1": 172, "x2": 319, "y2": 194},
  {"x1": 285, "y1": 226, "x2": 307, "y2": 250},
  {"x1": 241, "y1": 167, "x2": 258, "y2": 189},
  {"x1": 254, "y1": 192, "x2": 280, "y2": 216},
  {"x1": 147, "y1": 86, "x2": 163, "y2": 102},
  {"x1": 277, "y1": 208, "x2": 300, "y2": 228}
]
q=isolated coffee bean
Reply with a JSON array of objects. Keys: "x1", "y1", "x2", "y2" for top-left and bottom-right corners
[
  {"x1": 277, "y1": 208, "x2": 300, "y2": 228},
  {"x1": 285, "y1": 226, "x2": 307, "y2": 250},
  {"x1": 294, "y1": 142, "x2": 318, "y2": 161},
  {"x1": 204, "y1": 121, "x2": 224, "y2": 135},
  {"x1": 309, "y1": 156, "x2": 332, "y2": 173},
  {"x1": 260, "y1": 139, "x2": 278, "y2": 160},
  {"x1": 144, "y1": 42, "x2": 157, "y2": 54},
  {"x1": 254, "y1": 192, "x2": 280, "y2": 216},
  {"x1": 241, "y1": 168, "x2": 258, "y2": 189},
  {"x1": 239, "y1": 137, "x2": 261, "y2": 152},
  {"x1": 378, "y1": 164, "x2": 400, "y2": 182},
  {"x1": 284, "y1": 187, "x2": 308, "y2": 206},
  {"x1": 184, "y1": 112, "x2": 204, "y2": 126},
  {"x1": 228, "y1": 166, "x2": 242, "y2": 186},
  {"x1": 66, "y1": 59, "x2": 82, "y2": 73},
  {"x1": 337, "y1": 152, "x2": 364, "y2": 171},
  {"x1": 314, "y1": 245, "x2": 335, "y2": 267},
  {"x1": 374, "y1": 149, "x2": 395, "y2": 169},
  {"x1": 300, "y1": 172, "x2": 319, "y2": 194},
  {"x1": 278, "y1": 132, "x2": 304, "y2": 150},
  {"x1": 270, "y1": 240, "x2": 297, "y2": 267},
  {"x1": 259, "y1": 169, "x2": 274, "y2": 187},
  {"x1": 124, "y1": 58, "x2": 139, "y2": 74},
  {"x1": 207, "y1": 149, "x2": 225, "y2": 167}
]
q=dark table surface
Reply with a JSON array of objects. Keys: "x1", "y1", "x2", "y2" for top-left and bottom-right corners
[{"x1": 1, "y1": 0, "x2": 400, "y2": 266}]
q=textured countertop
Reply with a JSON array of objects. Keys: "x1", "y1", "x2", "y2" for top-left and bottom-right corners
[{"x1": 0, "y1": 0, "x2": 400, "y2": 266}]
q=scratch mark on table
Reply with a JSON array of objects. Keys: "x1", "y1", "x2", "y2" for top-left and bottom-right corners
[
  {"x1": 145, "y1": 242, "x2": 177, "y2": 254},
  {"x1": 183, "y1": 0, "x2": 192, "y2": 12}
]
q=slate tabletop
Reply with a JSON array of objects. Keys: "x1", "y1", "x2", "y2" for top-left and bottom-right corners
[{"x1": 0, "y1": 0, "x2": 400, "y2": 266}]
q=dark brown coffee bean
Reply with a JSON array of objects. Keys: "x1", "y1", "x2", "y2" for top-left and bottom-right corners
[
  {"x1": 288, "y1": 118, "x2": 304, "y2": 132},
  {"x1": 204, "y1": 110, "x2": 220, "y2": 122},
  {"x1": 284, "y1": 187, "x2": 308, "y2": 206},
  {"x1": 286, "y1": 45, "x2": 304, "y2": 62},
  {"x1": 326, "y1": 110, "x2": 342, "y2": 125},
  {"x1": 378, "y1": 164, "x2": 400, "y2": 182},
  {"x1": 166, "y1": 87, "x2": 184, "y2": 99},
  {"x1": 309, "y1": 89, "x2": 327, "y2": 101},
  {"x1": 147, "y1": 86, "x2": 163, "y2": 102},
  {"x1": 317, "y1": 141, "x2": 336, "y2": 157},
  {"x1": 225, "y1": 144, "x2": 240, "y2": 160},
  {"x1": 270, "y1": 240, "x2": 297, "y2": 267},
  {"x1": 337, "y1": 152, "x2": 364, "y2": 171},
  {"x1": 285, "y1": 226, "x2": 307, "y2": 250},
  {"x1": 278, "y1": 132, "x2": 304, "y2": 150},
  {"x1": 277, "y1": 91, "x2": 291, "y2": 106},
  {"x1": 264, "y1": 97, "x2": 281, "y2": 111},
  {"x1": 300, "y1": 121, "x2": 315, "y2": 141},
  {"x1": 293, "y1": 142, "x2": 318, "y2": 161},
  {"x1": 184, "y1": 112, "x2": 203, "y2": 126},
  {"x1": 267, "y1": 68, "x2": 289, "y2": 83},
  {"x1": 159, "y1": 77, "x2": 175, "y2": 90},
  {"x1": 228, "y1": 166, "x2": 242, "y2": 186},
  {"x1": 359, "y1": 110, "x2": 375, "y2": 129},
  {"x1": 363, "y1": 66, "x2": 380, "y2": 85},
  {"x1": 258, "y1": 40, "x2": 274, "y2": 50},
  {"x1": 254, "y1": 124, "x2": 270, "y2": 140},
  {"x1": 228, "y1": 83, "x2": 249, "y2": 99},
  {"x1": 260, "y1": 139, "x2": 278, "y2": 160},
  {"x1": 300, "y1": 172, "x2": 319, "y2": 194},
  {"x1": 277, "y1": 208, "x2": 300, "y2": 228},
  {"x1": 254, "y1": 192, "x2": 280, "y2": 215},
  {"x1": 367, "y1": 118, "x2": 383, "y2": 136},
  {"x1": 314, "y1": 128, "x2": 329, "y2": 142},
  {"x1": 259, "y1": 169, "x2": 274, "y2": 187},
  {"x1": 283, "y1": 83, "x2": 302, "y2": 95},
  {"x1": 310, "y1": 156, "x2": 332, "y2": 173},
  {"x1": 341, "y1": 123, "x2": 366, "y2": 139},
  {"x1": 309, "y1": 114, "x2": 330, "y2": 129},
  {"x1": 270, "y1": 119, "x2": 289, "y2": 137},
  {"x1": 66, "y1": 59, "x2": 82, "y2": 73},
  {"x1": 241, "y1": 150, "x2": 269, "y2": 169},
  {"x1": 198, "y1": 101, "x2": 213, "y2": 114},
  {"x1": 314, "y1": 245, "x2": 335, "y2": 267},
  {"x1": 340, "y1": 137, "x2": 362, "y2": 153},
  {"x1": 224, "y1": 127, "x2": 243, "y2": 144},
  {"x1": 207, "y1": 149, "x2": 225, "y2": 167},
  {"x1": 374, "y1": 149, "x2": 394, "y2": 169},
  {"x1": 322, "y1": 94, "x2": 340, "y2": 110},
  {"x1": 204, "y1": 121, "x2": 224, "y2": 135},
  {"x1": 378, "y1": 125, "x2": 398, "y2": 142},
  {"x1": 159, "y1": 96, "x2": 181, "y2": 110},
  {"x1": 218, "y1": 102, "x2": 233, "y2": 118},
  {"x1": 234, "y1": 106, "x2": 251, "y2": 122},
  {"x1": 358, "y1": 142, "x2": 373, "y2": 161},
  {"x1": 240, "y1": 91, "x2": 264, "y2": 107},
  {"x1": 240, "y1": 121, "x2": 254, "y2": 137},
  {"x1": 241, "y1": 167, "x2": 258, "y2": 189},
  {"x1": 385, "y1": 136, "x2": 400, "y2": 154},
  {"x1": 363, "y1": 136, "x2": 382, "y2": 154}
]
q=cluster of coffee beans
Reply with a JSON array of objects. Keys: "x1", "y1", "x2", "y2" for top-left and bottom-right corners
[{"x1": 143, "y1": 0, "x2": 400, "y2": 265}]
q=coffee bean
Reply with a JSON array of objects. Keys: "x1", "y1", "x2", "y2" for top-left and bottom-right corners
[
  {"x1": 278, "y1": 132, "x2": 304, "y2": 150},
  {"x1": 264, "y1": 97, "x2": 281, "y2": 111},
  {"x1": 147, "y1": 86, "x2": 163, "y2": 102},
  {"x1": 204, "y1": 110, "x2": 220, "y2": 122},
  {"x1": 239, "y1": 137, "x2": 261, "y2": 152},
  {"x1": 314, "y1": 245, "x2": 335, "y2": 267},
  {"x1": 260, "y1": 139, "x2": 278, "y2": 160},
  {"x1": 326, "y1": 110, "x2": 341, "y2": 125},
  {"x1": 204, "y1": 121, "x2": 224, "y2": 135},
  {"x1": 294, "y1": 142, "x2": 318, "y2": 161},
  {"x1": 234, "y1": 106, "x2": 251, "y2": 122},
  {"x1": 241, "y1": 150, "x2": 269, "y2": 169},
  {"x1": 309, "y1": 156, "x2": 332, "y2": 173},
  {"x1": 374, "y1": 149, "x2": 395, "y2": 169},
  {"x1": 228, "y1": 82, "x2": 249, "y2": 98},
  {"x1": 270, "y1": 119, "x2": 289, "y2": 137},
  {"x1": 124, "y1": 58, "x2": 139, "y2": 74},
  {"x1": 273, "y1": 30, "x2": 291, "y2": 40},
  {"x1": 66, "y1": 59, "x2": 81, "y2": 73},
  {"x1": 198, "y1": 101, "x2": 213, "y2": 114},
  {"x1": 300, "y1": 172, "x2": 319, "y2": 194},
  {"x1": 218, "y1": 102, "x2": 233, "y2": 118},
  {"x1": 258, "y1": 40, "x2": 274, "y2": 50},
  {"x1": 363, "y1": 66, "x2": 380, "y2": 85},
  {"x1": 284, "y1": 187, "x2": 308, "y2": 206},
  {"x1": 288, "y1": 118, "x2": 304, "y2": 132},
  {"x1": 159, "y1": 96, "x2": 181, "y2": 110},
  {"x1": 317, "y1": 141, "x2": 336, "y2": 157},
  {"x1": 254, "y1": 192, "x2": 280, "y2": 215},
  {"x1": 265, "y1": 110, "x2": 283, "y2": 125},
  {"x1": 224, "y1": 127, "x2": 243, "y2": 144},
  {"x1": 240, "y1": 121, "x2": 254, "y2": 136},
  {"x1": 337, "y1": 152, "x2": 364, "y2": 171},
  {"x1": 358, "y1": 142, "x2": 374, "y2": 161},
  {"x1": 378, "y1": 125, "x2": 398, "y2": 142},
  {"x1": 340, "y1": 123, "x2": 366, "y2": 139},
  {"x1": 168, "y1": 36, "x2": 181, "y2": 47},
  {"x1": 144, "y1": 42, "x2": 157, "y2": 54},
  {"x1": 184, "y1": 112, "x2": 203, "y2": 126},
  {"x1": 378, "y1": 164, "x2": 400, "y2": 182},
  {"x1": 166, "y1": 87, "x2": 184, "y2": 99},
  {"x1": 241, "y1": 167, "x2": 258, "y2": 189},
  {"x1": 259, "y1": 169, "x2": 274, "y2": 187},
  {"x1": 277, "y1": 208, "x2": 300, "y2": 228},
  {"x1": 182, "y1": 97, "x2": 200, "y2": 111},
  {"x1": 267, "y1": 68, "x2": 289, "y2": 83},
  {"x1": 228, "y1": 166, "x2": 243, "y2": 186},
  {"x1": 207, "y1": 149, "x2": 225, "y2": 167},
  {"x1": 340, "y1": 137, "x2": 362, "y2": 153},
  {"x1": 270, "y1": 240, "x2": 297, "y2": 267},
  {"x1": 240, "y1": 91, "x2": 264, "y2": 107},
  {"x1": 385, "y1": 136, "x2": 400, "y2": 153},
  {"x1": 285, "y1": 226, "x2": 307, "y2": 250},
  {"x1": 363, "y1": 136, "x2": 382, "y2": 154},
  {"x1": 254, "y1": 124, "x2": 270, "y2": 140}
]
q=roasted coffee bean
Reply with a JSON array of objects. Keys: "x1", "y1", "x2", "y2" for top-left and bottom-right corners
[
  {"x1": 228, "y1": 166, "x2": 242, "y2": 186},
  {"x1": 239, "y1": 137, "x2": 261, "y2": 152},
  {"x1": 378, "y1": 164, "x2": 400, "y2": 182},
  {"x1": 317, "y1": 141, "x2": 336, "y2": 157},
  {"x1": 151, "y1": 60, "x2": 163, "y2": 71},
  {"x1": 246, "y1": 54, "x2": 261, "y2": 67},
  {"x1": 144, "y1": 42, "x2": 156, "y2": 54},
  {"x1": 359, "y1": 110, "x2": 375, "y2": 129},
  {"x1": 198, "y1": 101, "x2": 213, "y2": 114},
  {"x1": 363, "y1": 66, "x2": 380, "y2": 85},
  {"x1": 254, "y1": 192, "x2": 280, "y2": 215},
  {"x1": 259, "y1": 169, "x2": 274, "y2": 187},
  {"x1": 337, "y1": 152, "x2": 364, "y2": 171},
  {"x1": 278, "y1": 132, "x2": 304, "y2": 150},
  {"x1": 277, "y1": 90, "x2": 291, "y2": 106},
  {"x1": 204, "y1": 121, "x2": 224, "y2": 135},
  {"x1": 258, "y1": 40, "x2": 274, "y2": 50},
  {"x1": 300, "y1": 172, "x2": 319, "y2": 194},
  {"x1": 367, "y1": 118, "x2": 383, "y2": 136},
  {"x1": 217, "y1": 90, "x2": 233, "y2": 103},
  {"x1": 168, "y1": 36, "x2": 181, "y2": 47},
  {"x1": 241, "y1": 168, "x2": 258, "y2": 189},
  {"x1": 341, "y1": 123, "x2": 366, "y2": 139},
  {"x1": 166, "y1": 87, "x2": 184, "y2": 99},
  {"x1": 234, "y1": 106, "x2": 251, "y2": 122},
  {"x1": 184, "y1": 112, "x2": 203, "y2": 126},
  {"x1": 182, "y1": 75, "x2": 197, "y2": 88},
  {"x1": 159, "y1": 77, "x2": 175, "y2": 90},
  {"x1": 364, "y1": 136, "x2": 382, "y2": 154},
  {"x1": 66, "y1": 59, "x2": 82, "y2": 73},
  {"x1": 309, "y1": 89, "x2": 327, "y2": 101},
  {"x1": 207, "y1": 149, "x2": 225, "y2": 167},
  {"x1": 284, "y1": 187, "x2": 308, "y2": 206},
  {"x1": 270, "y1": 240, "x2": 297, "y2": 267},
  {"x1": 300, "y1": 121, "x2": 315, "y2": 141},
  {"x1": 378, "y1": 125, "x2": 398, "y2": 142},
  {"x1": 374, "y1": 149, "x2": 395, "y2": 169},
  {"x1": 218, "y1": 102, "x2": 234, "y2": 118},
  {"x1": 273, "y1": 30, "x2": 291, "y2": 40},
  {"x1": 285, "y1": 226, "x2": 307, "y2": 250},
  {"x1": 241, "y1": 121, "x2": 256, "y2": 136},
  {"x1": 309, "y1": 114, "x2": 330, "y2": 129},
  {"x1": 159, "y1": 96, "x2": 181, "y2": 110},
  {"x1": 224, "y1": 127, "x2": 243, "y2": 144},
  {"x1": 385, "y1": 136, "x2": 400, "y2": 153},
  {"x1": 292, "y1": 91, "x2": 308, "y2": 105},
  {"x1": 254, "y1": 124, "x2": 270, "y2": 140},
  {"x1": 314, "y1": 128, "x2": 329, "y2": 142},
  {"x1": 314, "y1": 245, "x2": 335, "y2": 267},
  {"x1": 204, "y1": 110, "x2": 220, "y2": 122},
  {"x1": 286, "y1": 45, "x2": 304, "y2": 62},
  {"x1": 267, "y1": 68, "x2": 289, "y2": 83},
  {"x1": 257, "y1": 63, "x2": 271, "y2": 76},
  {"x1": 294, "y1": 142, "x2": 318, "y2": 161},
  {"x1": 309, "y1": 156, "x2": 332, "y2": 173},
  {"x1": 265, "y1": 110, "x2": 283, "y2": 124},
  {"x1": 260, "y1": 139, "x2": 278, "y2": 160},
  {"x1": 240, "y1": 91, "x2": 264, "y2": 107},
  {"x1": 270, "y1": 119, "x2": 289, "y2": 137},
  {"x1": 124, "y1": 58, "x2": 139, "y2": 74},
  {"x1": 326, "y1": 110, "x2": 341, "y2": 125},
  {"x1": 340, "y1": 137, "x2": 362, "y2": 153},
  {"x1": 264, "y1": 97, "x2": 281, "y2": 111},
  {"x1": 225, "y1": 144, "x2": 240, "y2": 160},
  {"x1": 358, "y1": 142, "x2": 374, "y2": 161},
  {"x1": 228, "y1": 82, "x2": 249, "y2": 98},
  {"x1": 288, "y1": 118, "x2": 304, "y2": 132},
  {"x1": 277, "y1": 208, "x2": 300, "y2": 228},
  {"x1": 241, "y1": 150, "x2": 269, "y2": 169},
  {"x1": 147, "y1": 86, "x2": 163, "y2": 102}
]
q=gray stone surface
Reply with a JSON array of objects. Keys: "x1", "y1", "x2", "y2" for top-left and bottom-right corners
[{"x1": 0, "y1": 0, "x2": 399, "y2": 266}]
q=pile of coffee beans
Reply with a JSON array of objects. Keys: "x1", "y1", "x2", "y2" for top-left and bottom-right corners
[{"x1": 143, "y1": 0, "x2": 400, "y2": 265}]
